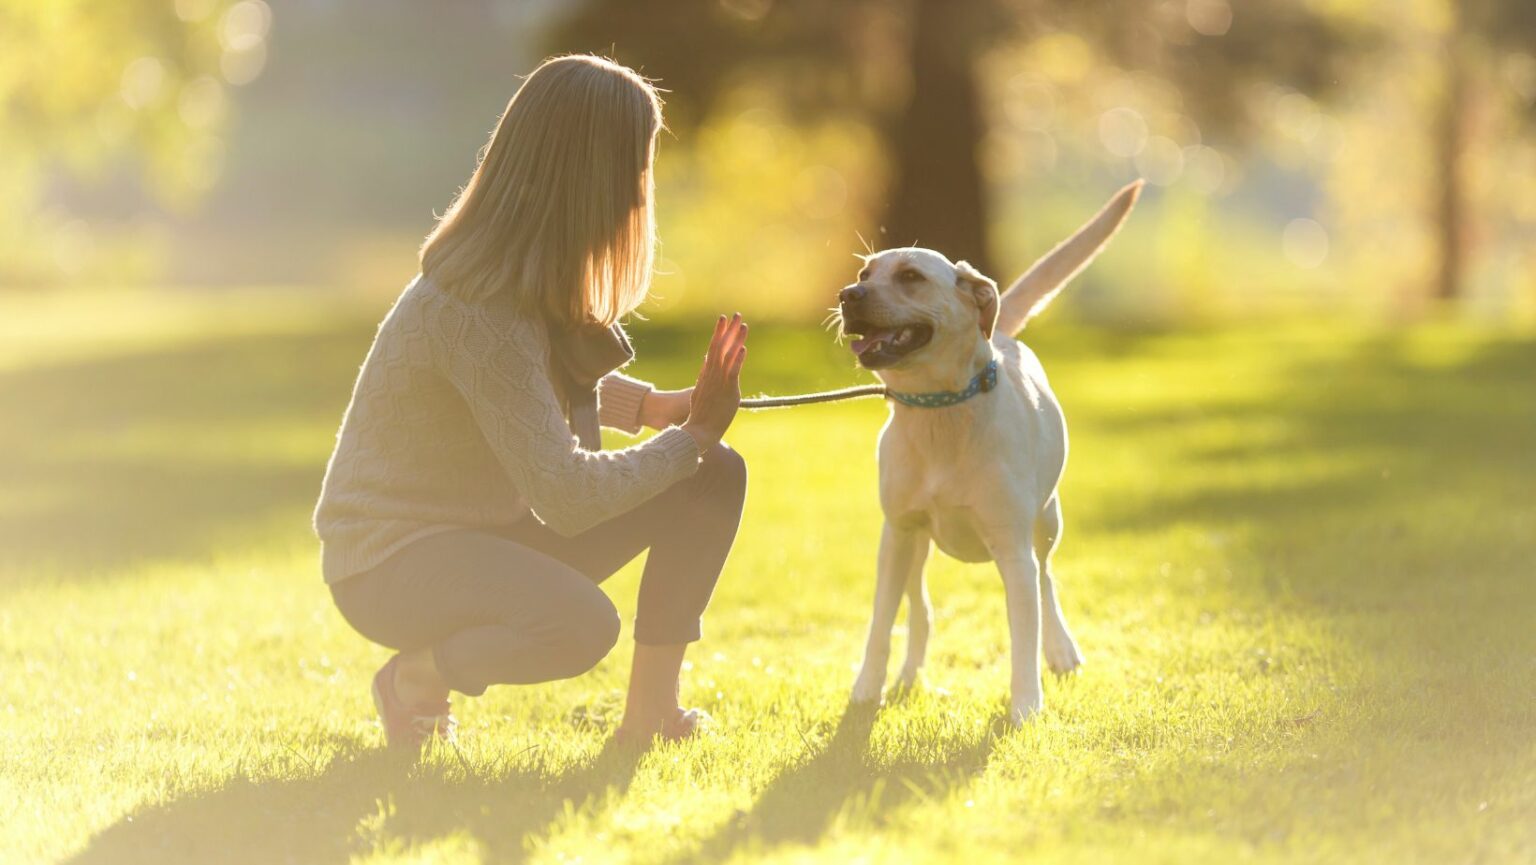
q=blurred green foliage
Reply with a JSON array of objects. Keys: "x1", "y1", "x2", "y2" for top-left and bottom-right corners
[
  {"x1": 2, "y1": 0, "x2": 1535, "y2": 322},
  {"x1": 0, "y1": 0, "x2": 263, "y2": 282}
]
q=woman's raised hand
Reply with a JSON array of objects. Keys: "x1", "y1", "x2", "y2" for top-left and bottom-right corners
[{"x1": 681, "y1": 313, "x2": 748, "y2": 452}]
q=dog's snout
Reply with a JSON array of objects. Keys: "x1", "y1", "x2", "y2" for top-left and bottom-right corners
[{"x1": 839, "y1": 284, "x2": 867, "y2": 305}]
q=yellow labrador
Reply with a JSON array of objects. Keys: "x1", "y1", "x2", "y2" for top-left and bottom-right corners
[{"x1": 841, "y1": 182, "x2": 1142, "y2": 724}]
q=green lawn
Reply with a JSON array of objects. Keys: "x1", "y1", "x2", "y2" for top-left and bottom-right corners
[{"x1": 2, "y1": 289, "x2": 1533, "y2": 864}]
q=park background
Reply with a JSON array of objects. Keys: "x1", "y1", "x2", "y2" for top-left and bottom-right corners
[{"x1": 2, "y1": 1, "x2": 1533, "y2": 864}]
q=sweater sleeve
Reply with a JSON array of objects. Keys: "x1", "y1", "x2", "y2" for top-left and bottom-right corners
[
  {"x1": 597, "y1": 372, "x2": 652, "y2": 434},
  {"x1": 427, "y1": 295, "x2": 701, "y2": 537}
]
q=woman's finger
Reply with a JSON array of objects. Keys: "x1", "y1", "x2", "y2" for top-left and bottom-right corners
[
  {"x1": 719, "y1": 314, "x2": 745, "y2": 360},
  {"x1": 704, "y1": 314, "x2": 726, "y2": 367},
  {"x1": 727, "y1": 323, "x2": 747, "y2": 370},
  {"x1": 727, "y1": 344, "x2": 747, "y2": 380}
]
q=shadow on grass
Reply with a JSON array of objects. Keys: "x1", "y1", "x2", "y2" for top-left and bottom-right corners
[
  {"x1": 660, "y1": 702, "x2": 1004, "y2": 864},
  {"x1": 66, "y1": 739, "x2": 644, "y2": 865}
]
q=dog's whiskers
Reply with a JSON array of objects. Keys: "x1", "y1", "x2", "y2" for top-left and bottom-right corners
[{"x1": 822, "y1": 307, "x2": 847, "y2": 341}]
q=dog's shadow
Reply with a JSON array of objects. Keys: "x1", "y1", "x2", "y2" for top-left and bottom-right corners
[
  {"x1": 65, "y1": 738, "x2": 644, "y2": 865},
  {"x1": 68, "y1": 702, "x2": 1002, "y2": 864},
  {"x1": 666, "y1": 698, "x2": 1006, "y2": 863}
]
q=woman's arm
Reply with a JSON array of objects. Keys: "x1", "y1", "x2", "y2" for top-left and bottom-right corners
[
  {"x1": 428, "y1": 294, "x2": 701, "y2": 537},
  {"x1": 599, "y1": 373, "x2": 693, "y2": 432},
  {"x1": 597, "y1": 372, "x2": 653, "y2": 433}
]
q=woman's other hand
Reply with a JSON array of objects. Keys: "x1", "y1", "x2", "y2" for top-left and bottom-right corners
[{"x1": 681, "y1": 314, "x2": 747, "y2": 452}]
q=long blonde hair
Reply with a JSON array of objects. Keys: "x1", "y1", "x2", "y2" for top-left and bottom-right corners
[{"x1": 420, "y1": 55, "x2": 663, "y2": 327}]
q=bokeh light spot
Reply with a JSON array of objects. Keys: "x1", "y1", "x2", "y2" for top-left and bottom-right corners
[
  {"x1": 1282, "y1": 218, "x2": 1329, "y2": 269},
  {"x1": 1186, "y1": 0, "x2": 1233, "y2": 37},
  {"x1": 120, "y1": 57, "x2": 167, "y2": 111},
  {"x1": 222, "y1": 42, "x2": 268, "y2": 86},
  {"x1": 219, "y1": 1, "x2": 272, "y2": 51},
  {"x1": 1183, "y1": 145, "x2": 1226, "y2": 195},
  {"x1": 1099, "y1": 107, "x2": 1148, "y2": 158},
  {"x1": 1135, "y1": 136, "x2": 1185, "y2": 186},
  {"x1": 1275, "y1": 91, "x2": 1321, "y2": 142}
]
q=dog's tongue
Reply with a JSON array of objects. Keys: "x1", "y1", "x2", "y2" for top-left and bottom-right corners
[{"x1": 850, "y1": 327, "x2": 896, "y2": 356}]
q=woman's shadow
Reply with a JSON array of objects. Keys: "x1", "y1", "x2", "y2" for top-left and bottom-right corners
[{"x1": 66, "y1": 737, "x2": 644, "y2": 865}]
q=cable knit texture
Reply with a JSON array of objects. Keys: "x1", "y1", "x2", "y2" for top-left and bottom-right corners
[{"x1": 314, "y1": 275, "x2": 702, "y2": 584}]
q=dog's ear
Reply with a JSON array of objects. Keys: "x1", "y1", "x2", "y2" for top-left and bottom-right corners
[{"x1": 955, "y1": 260, "x2": 999, "y2": 339}]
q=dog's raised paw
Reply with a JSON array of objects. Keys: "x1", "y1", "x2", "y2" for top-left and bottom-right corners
[{"x1": 1044, "y1": 636, "x2": 1084, "y2": 676}]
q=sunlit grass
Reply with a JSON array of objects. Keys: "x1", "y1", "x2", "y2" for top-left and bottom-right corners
[{"x1": 1, "y1": 289, "x2": 1532, "y2": 864}]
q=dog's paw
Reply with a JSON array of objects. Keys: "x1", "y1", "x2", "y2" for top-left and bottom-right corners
[
  {"x1": 1009, "y1": 693, "x2": 1044, "y2": 726},
  {"x1": 1044, "y1": 634, "x2": 1084, "y2": 675},
  {"x1": 850, "y1": 672, "x2": 885, "y2": 705},
  {"x1": 894, "y1": 665, "x2": 923, "y2": 690}
]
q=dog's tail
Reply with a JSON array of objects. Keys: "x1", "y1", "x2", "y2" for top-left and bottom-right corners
[{"x1": 994, "y1": 180, "x2": 1143, "y2": 337}]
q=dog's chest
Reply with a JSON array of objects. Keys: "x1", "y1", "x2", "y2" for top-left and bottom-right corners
[{"x1": 879, "y1": 442, "x2": 1000, "y2": 563}]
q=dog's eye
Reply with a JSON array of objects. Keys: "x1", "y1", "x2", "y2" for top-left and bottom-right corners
[
  {"x1": 858, "y1": 268, "x2": 871, "y2": 281},
  {"x1": 897, "y1": 269, "x2": 923, "y2": 283}
]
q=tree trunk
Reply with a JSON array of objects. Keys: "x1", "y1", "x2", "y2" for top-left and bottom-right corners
[
  {"x1": 884, "y1": 0, "x2": 991, "y2": 274},
  {"x1": 1433, "y1": 31, "x2": 1470, "y2": 304}
]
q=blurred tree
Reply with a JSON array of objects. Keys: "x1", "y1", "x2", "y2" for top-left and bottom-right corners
[
  {"x1": 0, "y1": 0, "x2": 265, "y2": 283},
  {"x1": 1431, "y1": 1, "x2": 1536, "y2": 301},
  {"x1": 549, "y1": 0, "x2": 1361, "y2": 276}
]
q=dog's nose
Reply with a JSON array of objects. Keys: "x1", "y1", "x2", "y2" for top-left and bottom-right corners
[{"x1": 839, "y1": 284, "x2": 866, "y2": 305}]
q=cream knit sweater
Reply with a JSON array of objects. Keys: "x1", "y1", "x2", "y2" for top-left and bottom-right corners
[{"x1": 314, "y1": 275, "x2": 702, "y2": 584}]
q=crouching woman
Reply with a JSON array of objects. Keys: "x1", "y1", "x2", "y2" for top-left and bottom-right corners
[{"x1": 314, "y1": 55, "x2": 749, "y2": 748}]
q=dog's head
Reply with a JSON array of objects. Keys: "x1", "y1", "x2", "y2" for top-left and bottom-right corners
[{"x1": 837, "y1": 248, "x2": 998, "y2": 372}]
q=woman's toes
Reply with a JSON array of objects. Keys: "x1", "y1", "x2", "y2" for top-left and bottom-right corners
[{"x1": 661, "y1": 707, "x2": 712, "y2": 741}]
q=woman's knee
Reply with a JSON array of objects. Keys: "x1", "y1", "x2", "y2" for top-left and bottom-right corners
[
  {"x1": 543, "y1": 587, "x2": 622, "y2": 678},
  {"x1": 696, "y1": 442, "x2": 747, "y2": 503}
]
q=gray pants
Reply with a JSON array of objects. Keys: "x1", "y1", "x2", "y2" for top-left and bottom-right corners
[{"x1": 331, "y1": 443, "x2": 746, "y2": 696}]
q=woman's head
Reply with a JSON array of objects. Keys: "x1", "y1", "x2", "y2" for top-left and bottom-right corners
[{"x1": 421, "y1": 55, "x2": 663, "y2": 326}]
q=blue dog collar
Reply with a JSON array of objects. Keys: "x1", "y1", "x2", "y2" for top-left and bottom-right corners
[{"x1": 887, "y1": 358, "x2": 999, "y2": 408}]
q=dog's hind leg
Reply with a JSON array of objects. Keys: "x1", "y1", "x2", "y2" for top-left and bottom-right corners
[
  {"x1": 852, "y1": 522, "x2": 929, "y2": 704},
  {"x1": 1036, "y1": 496, "x2": 1084, "y2": 675},
  {"x1": 895, "y1": 542, "x2": 934, "y2": 690}
]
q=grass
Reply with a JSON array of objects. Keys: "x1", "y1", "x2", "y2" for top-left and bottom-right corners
[{"x1": 1, "y1": 288, "x2": 1533, "y2": 864}]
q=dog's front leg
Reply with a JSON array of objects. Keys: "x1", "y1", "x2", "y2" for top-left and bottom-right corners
[
  {"x1": 896, "y1": 543, "x2": 934, "y2": 689},
  {"x1": 996, "y1": 544, "x2": 1045, "y2": 724},
  {"x1": 852, "y1": 522, "x2": 928, "y2": 704}
]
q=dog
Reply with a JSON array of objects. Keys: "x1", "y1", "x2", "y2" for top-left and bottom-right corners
[{"x1": 839, "y1": 181, "x2": 1142, "y2": 724}]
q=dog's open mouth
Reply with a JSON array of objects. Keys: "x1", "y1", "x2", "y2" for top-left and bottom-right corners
[{"x1": 842, "y1": 320, "x2": 934, "y2": 368}]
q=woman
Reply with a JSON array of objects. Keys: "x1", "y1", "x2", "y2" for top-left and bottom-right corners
[{"x1": 315, "y1": 55, "x2": 749, "y2": 748}]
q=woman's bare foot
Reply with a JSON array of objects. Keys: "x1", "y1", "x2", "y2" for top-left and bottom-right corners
[
  {"x1": 614, "y1": 706, "x2": 712, "y2": 745},
  {"x1": 615, "y1": 643, "x2": 709, "y2": 745}
]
